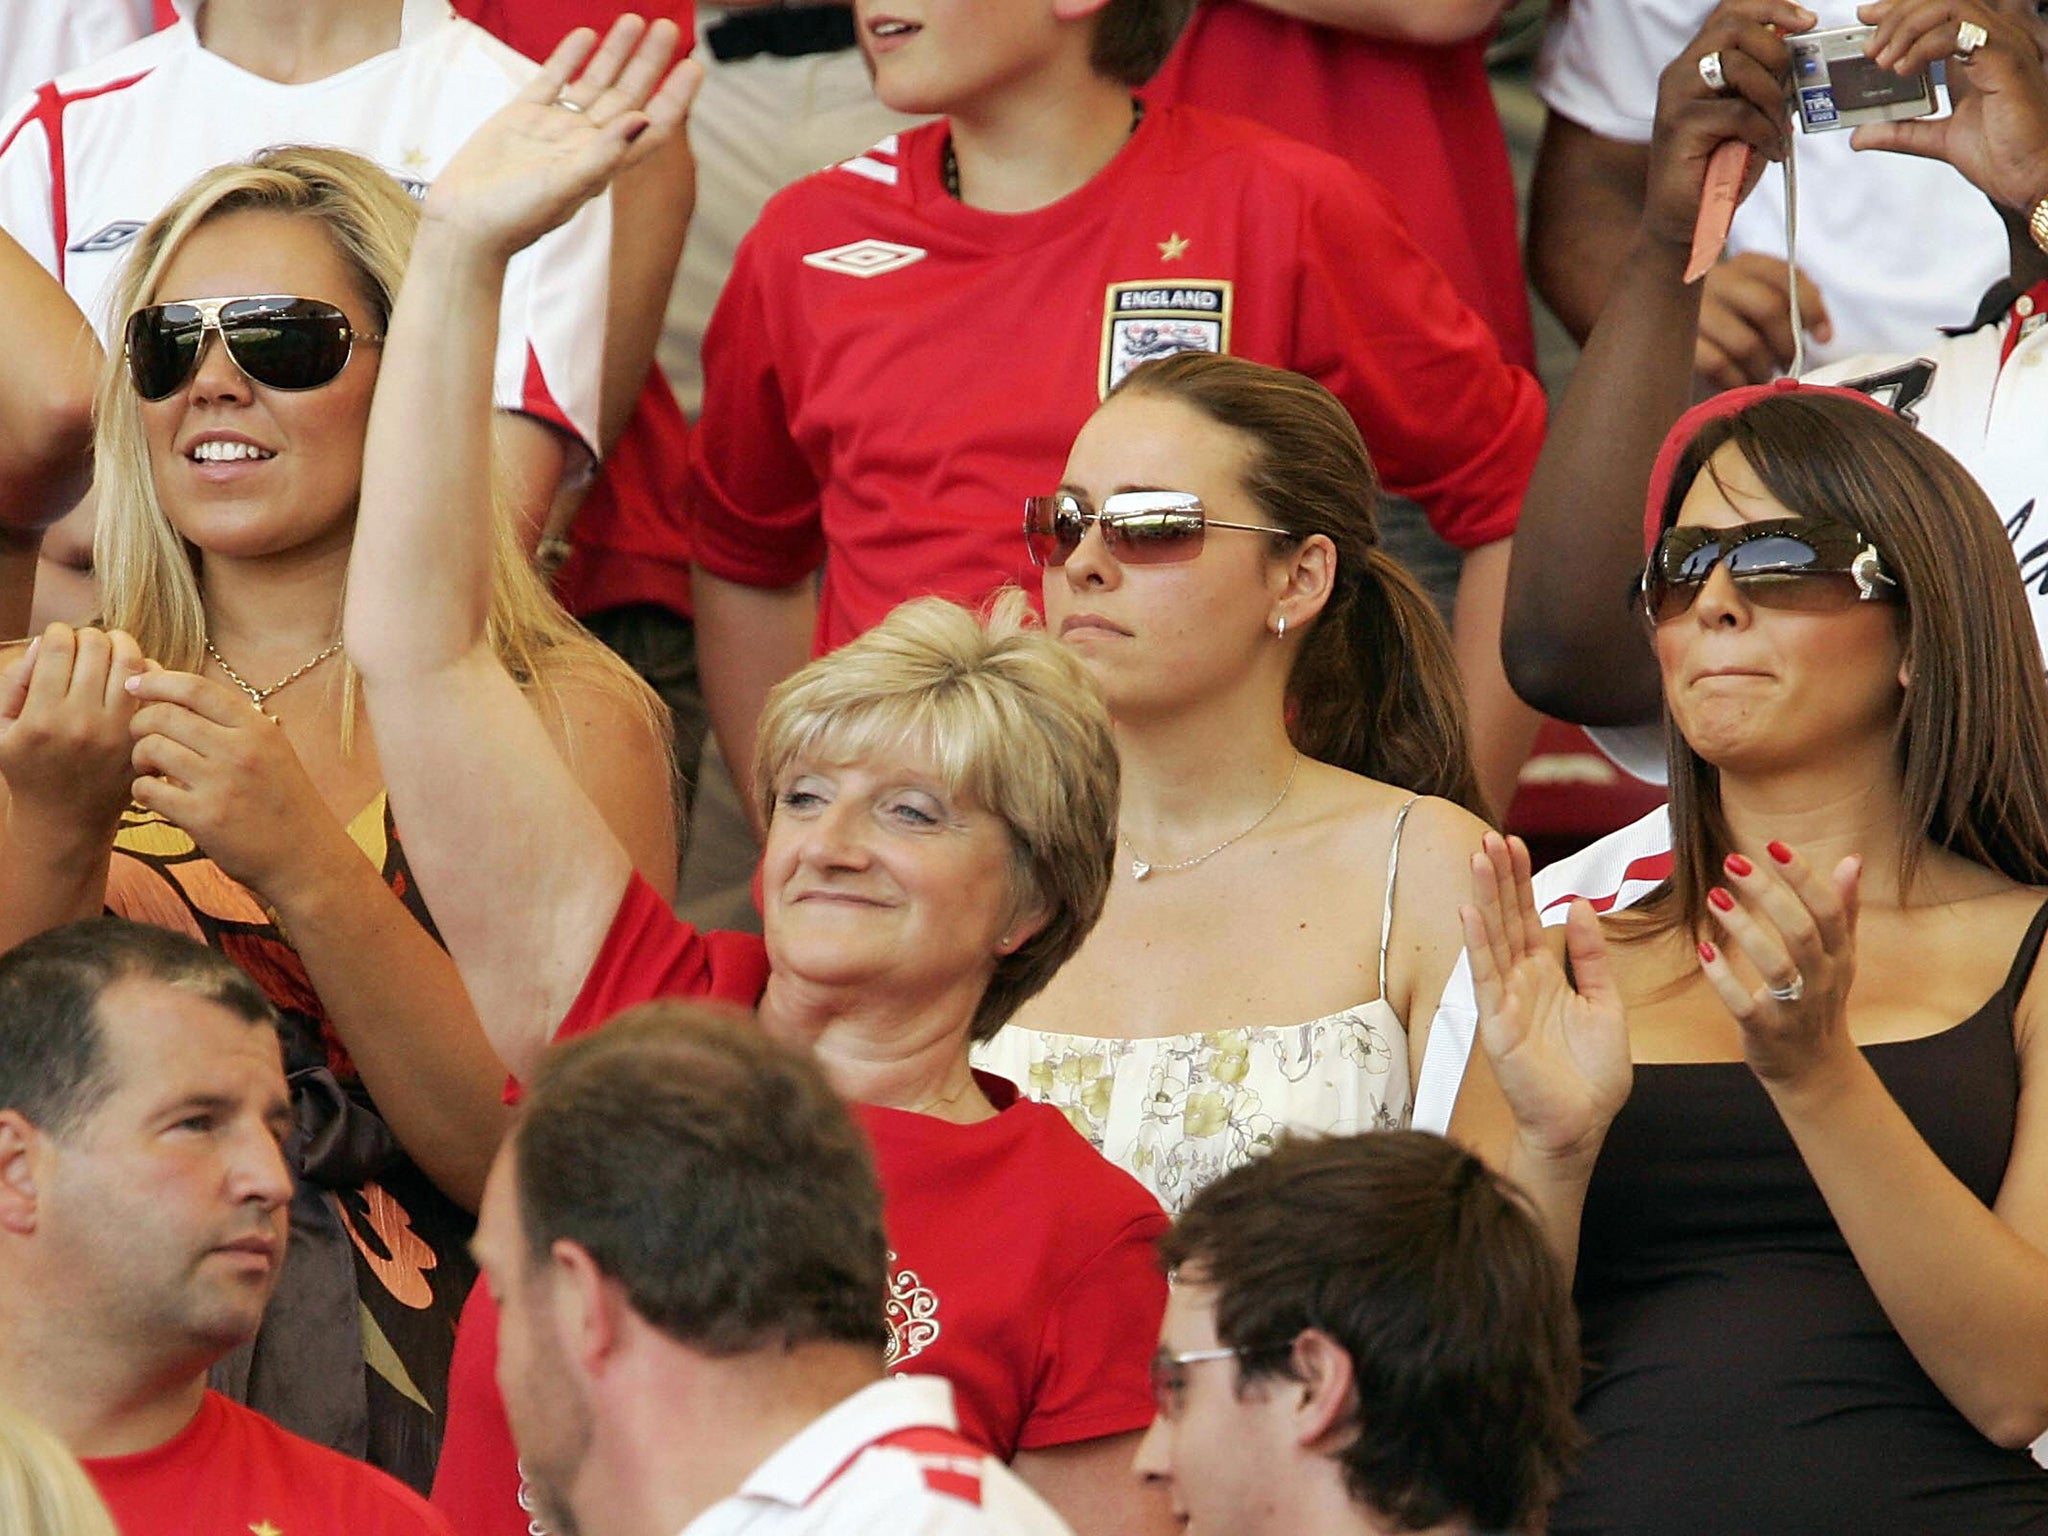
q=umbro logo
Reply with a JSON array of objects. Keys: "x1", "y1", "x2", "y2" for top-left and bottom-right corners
[
  {"x1": 69, "y1": 220, "x2": 144, "y2": 254},
  {"x1": 802, "y1": 239, "x2": 926, "y2": 279}
]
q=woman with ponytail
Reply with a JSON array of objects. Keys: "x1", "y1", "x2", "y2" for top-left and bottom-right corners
[{"x1": 978, "y1": 352, "x2": 1491, "y2": 1211}]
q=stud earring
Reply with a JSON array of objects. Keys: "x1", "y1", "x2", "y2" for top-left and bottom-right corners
[{"x1": 1274, "y1": 615, "x2": 1288, "y2": 640}]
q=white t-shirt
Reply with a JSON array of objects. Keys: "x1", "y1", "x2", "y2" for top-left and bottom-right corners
[
  {"x1": 0, "y1": 0, "x2": 154, "y2": 114},
  {"x1": 1535, "y1": 0, "x2": 2008, "y2": 361},
  {"x1": 680, "y1": 1376, "x2": 1076, "y2": 1536},
  {"x1": 0, "y1": 0, "x2": 606, "y2": 451}
]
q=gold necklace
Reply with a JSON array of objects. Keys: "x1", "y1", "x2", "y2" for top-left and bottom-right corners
[
  {"x1": 204, "y1": 636, "x2": 343, "y2": 715},
  {"x1": 1120, "y1": 754, "x2": 1301, "y2": 882}
]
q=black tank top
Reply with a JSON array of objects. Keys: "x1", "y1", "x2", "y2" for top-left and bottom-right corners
[{"x1": 1556, "y1": 900, "x2": 2048, "y2": 1535}]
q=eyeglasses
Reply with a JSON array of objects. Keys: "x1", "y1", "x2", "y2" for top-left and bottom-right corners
[
  {"x1": 125, "y1": 294, "x2": 383, "y2": 402},
  {"x1": 1149, "y1": 1347, "x2": 1246, "y2": 1418},
  {"x1": 1023, "y1": 490, "x2": 1296, "y2": 569},
  {"x1": 1639, "y1": 517, "x2": 1900, "y2": 625}
]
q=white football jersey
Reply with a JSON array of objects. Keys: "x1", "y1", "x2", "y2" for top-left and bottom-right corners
[
  {"x1": 0, "y1": 0, "x2": 154, "y2": 115},
  {"x1": 0, "y1": 0, "x2": 607, "y2": 450}
]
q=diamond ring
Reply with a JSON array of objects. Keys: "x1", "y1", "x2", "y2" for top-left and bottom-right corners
[
  {"x1": 1954, "y1": 20, "x2": 1989, "y2": 58},
  {"x1": 1767, "y1": 974, "x2": 1806, "y2": 1003}
]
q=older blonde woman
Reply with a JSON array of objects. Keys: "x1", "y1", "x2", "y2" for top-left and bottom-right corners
[
  {"x1": 0, "y1": 143, "x2": 674, "y2": 1487},
  {"x1": 340, "y1": 25, "x2": 1170, "y2": 1536}
]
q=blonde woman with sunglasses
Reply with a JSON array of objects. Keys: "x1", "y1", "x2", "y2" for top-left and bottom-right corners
[
  {"x1": 977, "y1": 354, "x2": 1496, "y2": 1213},
  {"x1": 0, "y1": 133, "x2": 678, "y2": 1488}
]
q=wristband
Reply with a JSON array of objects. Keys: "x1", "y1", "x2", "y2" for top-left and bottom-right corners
[{"x1": 2031, "y1": 197, "x2": 2048, "y2": 257}]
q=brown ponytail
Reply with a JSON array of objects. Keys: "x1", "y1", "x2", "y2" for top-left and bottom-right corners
[{"x1": 1112, "y1": 352, "x2": 1488, "y2": 820}]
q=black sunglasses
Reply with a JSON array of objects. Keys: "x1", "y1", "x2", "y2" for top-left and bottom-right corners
[
  {"x1": 1640, "y1": 517, "x2": 1900, "y2": 625},
  {"x1": 125, "y1": 294, "x2": 383, "y2": 402},
  {"x1": 1024, "y1": 490, "x2": 1295, "y2": 568}
]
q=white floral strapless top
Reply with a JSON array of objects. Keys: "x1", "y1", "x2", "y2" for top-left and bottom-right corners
[{"x1": 975, "y1": 797, "x2": 1419, "y2": 1214}]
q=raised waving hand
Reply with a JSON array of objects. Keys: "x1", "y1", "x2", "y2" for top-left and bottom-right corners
[{"x1": 424, "y1": 17, "x2": 702, "y2": 262}]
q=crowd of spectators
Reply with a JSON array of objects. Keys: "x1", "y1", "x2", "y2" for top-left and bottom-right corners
[{"x1": 2, "y1": 0, "x2": 2047, "y2": 1532}]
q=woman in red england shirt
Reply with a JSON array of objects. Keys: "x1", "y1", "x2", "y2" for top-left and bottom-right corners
[{"x1": 339, "y1": 26, "x2": 1170, "y2": 1536}]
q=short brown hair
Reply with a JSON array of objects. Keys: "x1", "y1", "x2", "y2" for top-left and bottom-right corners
[
  {"x1": 0, "y1": 920, "x2": 277, "y2": 1138},
  {"x1": 513, "y1": 1003, "x2": 889, "y2": 1355},
  {"x1": 1161, "y1": 1132, "x2": 1582, "y2": 1533},
  {"x1": 1633, "y1": 392, "x2": 2048, "y2": 943},
  {"x1": 1090, "y1": 0, "x2": 1197, "y2": 85},
  {"x1": 1114, "y1": 353, "x2": 1487, "y2": 818},
  {"x1": 753, "y1": 592, "x2": 1119, "y2": 1042}
]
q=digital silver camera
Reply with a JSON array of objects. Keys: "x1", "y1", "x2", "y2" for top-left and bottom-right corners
[{"x1": 1788, "y1": 25, "x2": 1936, "y2": 132}]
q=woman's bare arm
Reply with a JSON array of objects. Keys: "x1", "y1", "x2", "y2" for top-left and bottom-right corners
[{"x1": 346, "y1": 24, "x2": 699, "y2": 1067}]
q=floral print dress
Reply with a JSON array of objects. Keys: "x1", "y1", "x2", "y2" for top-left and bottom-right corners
[{"x1": 977, "y1": 798, "x2": 1418, "y2": 1213}]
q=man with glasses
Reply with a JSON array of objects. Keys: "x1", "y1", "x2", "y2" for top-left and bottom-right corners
[{"x1": 1137, "y1": 1132, "x2": 1581, "y2": 1536}]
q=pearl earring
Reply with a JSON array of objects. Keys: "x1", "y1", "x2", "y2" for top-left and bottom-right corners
[{"x1": 1274, "y1": 615, "x2": 1288, "y2": 640}]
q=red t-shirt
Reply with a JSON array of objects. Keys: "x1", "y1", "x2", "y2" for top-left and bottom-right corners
[
  {"x1": 433, "y1": 875, "x2": 1167, "y2": 1536},
  {"x1": 688, "y1": 103, "x2": 1545, "y2": 655},
  {"x1": 1146, "y1": 2, "x2": 1536, "y2": 370},
  {"x1": 452, "y1": 0, "x2": 699, "y2": 622},
  {"x1": 85, "y1": 1391, "x2": 453, "y2": 1536}
]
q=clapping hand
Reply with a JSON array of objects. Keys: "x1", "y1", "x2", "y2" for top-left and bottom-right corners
[
  {"x1": 1698, "y1": 843, "x2": 1861, "y2": 1087},
  {"x1": 1461, "y1": 833, "x2": 1634, "y2": 1166},
  {"x1": 423, "y1": 15, "x2": 704, "y2": 262},
  {"x1": 1854, "y1": 0, "x2": 2048, "y2": 215},
  {"x1": 0, "y1": 624, "x2": 148, "y2": 833}
]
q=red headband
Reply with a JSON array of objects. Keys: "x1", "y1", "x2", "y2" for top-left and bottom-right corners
[{"x1": 1641, "y1": 378, "x2": 1891, "y2": 555}]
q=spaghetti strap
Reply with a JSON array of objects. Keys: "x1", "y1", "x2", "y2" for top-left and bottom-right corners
[
  {"x1": 1378, "y1": 796, "x2": 1421, "y2": 1003},
  {"x1": 1997, "y1": 897, "x2": 2048, "y2": 1003}
]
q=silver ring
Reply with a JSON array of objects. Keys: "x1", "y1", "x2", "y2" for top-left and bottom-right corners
[
  {"x1": 1954, "y1": 19, "x2": 1989, "y2": 58},
  {"x1": 1699, "y1": 50, "x2": 1729, "y2": 93},
  {"x1": 554, "y1": 94, "x2": 586, "y2": 113},
  {"x1": 1766, "y1": 974, "x2": 1805, "y2": 1003}
]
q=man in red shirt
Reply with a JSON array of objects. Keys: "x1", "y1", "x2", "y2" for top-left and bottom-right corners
[{"x1": 0, "y1": 921, "x2": 452, "y2": 1536}]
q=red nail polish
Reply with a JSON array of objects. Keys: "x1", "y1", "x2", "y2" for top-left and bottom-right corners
[
  {"x1": 1725, "y1": 853, "x2": 1753, "y2": 877},
  {"x1": 1698, "y1": 941, "x2": 1717, "y2": 963},
  {"x1": 1767, "y1": 841, "x2": 1793, "y2": 865},
  {"x1": 1709, "y1": 887, "x2": 1736, "y2": 912}
]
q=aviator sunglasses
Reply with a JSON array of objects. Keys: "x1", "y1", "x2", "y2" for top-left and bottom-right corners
[
  {"x1": 124, "y1": 294, "x2": 383, "y2": 402},
  {"x1": 1024, "y1": 490, "x2": 1296, "y2": 568},
  {"x1": 1640, "y1": 517, "x2": 1900, "y2": 625}
]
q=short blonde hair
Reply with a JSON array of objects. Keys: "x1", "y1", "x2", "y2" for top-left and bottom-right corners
[
  {"x1": 92, "y1": 144, "x2": 662, "y2": 750},
  {"x1": 0, "y1": 1403, "x2": 119, "y2": 1536},
  {"x1": 753, "y1": 591, "x2": 1118, "y2": 1041}
]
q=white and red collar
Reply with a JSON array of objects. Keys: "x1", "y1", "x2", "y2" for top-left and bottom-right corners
[
  {"x1": 731, "y1": 1375, "x2": 966, "y2": 1510},
  {"x1": 2002, "y1": 278, "x2": 2048, "y2": 370}
]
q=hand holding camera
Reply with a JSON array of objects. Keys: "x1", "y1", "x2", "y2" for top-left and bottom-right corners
[{"x1": 1851, "y1": 0, "x2": 2048, "y2": 220}]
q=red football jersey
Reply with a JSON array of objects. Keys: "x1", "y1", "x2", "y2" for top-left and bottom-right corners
[
  {"x1": 435, "y1": 875, "x2": 1166, "y2": 1536},
  {"x1": 1145, "y1": 1, "x2": 1536, "y2": 371},
  {"x1": 450, "y1": 0, "x2": 694, "y2": 64},
  {"x1": 86, "y1": 1391, "x2": 454, "y2": 1536},
  {"x1": 688, "y1": 103, "x2": 1546, "y2": 655}
]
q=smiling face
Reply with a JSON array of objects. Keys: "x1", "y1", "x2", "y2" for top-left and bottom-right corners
[
  {"x1": 760, "y1": 745, "x2": 1033, "y2": 1011},
  {"x1": 1043, "y1": 391, "x2": 1320, "y2": 725},
  {"x1": 136, "y1": 206, "x2": 383, "y2": 566},
  {"x1": 31, "y1": 978, "x2": 293, "y2": 1370},
  {"x1": 1655, "y1": 443, "x2": 1908, "y2": 775}
]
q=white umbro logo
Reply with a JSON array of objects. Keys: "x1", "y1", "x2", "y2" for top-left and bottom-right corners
[{"x1": 802, "y1": 239, "x2": 927, "y2": 279}]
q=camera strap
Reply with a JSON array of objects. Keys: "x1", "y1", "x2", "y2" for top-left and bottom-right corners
[{"x1": 1783, "y1": 122, "x2": 1807, "y2": 379}]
